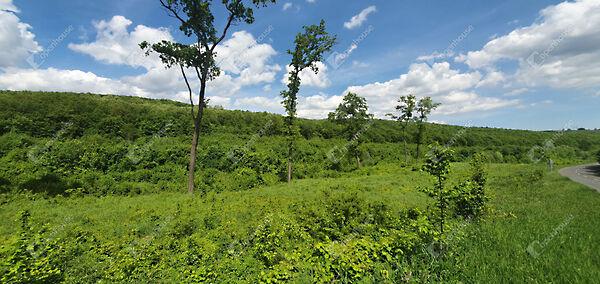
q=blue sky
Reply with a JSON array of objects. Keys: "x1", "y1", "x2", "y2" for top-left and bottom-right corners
[{"x1": 1, "y1": 0, "x2": 599, "y2": 130}]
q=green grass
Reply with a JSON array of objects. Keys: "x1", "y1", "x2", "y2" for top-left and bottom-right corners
[
  {"x1": 455, "y1": 168, "x2": 600, "y2": 282},
  {"x1": 1, "y1": 162, "x2": 598, "y2": 282}
]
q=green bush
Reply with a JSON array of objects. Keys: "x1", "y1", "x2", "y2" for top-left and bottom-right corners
[{"x1": 452, "y1": 154, "x2": 488, "y2": 219}]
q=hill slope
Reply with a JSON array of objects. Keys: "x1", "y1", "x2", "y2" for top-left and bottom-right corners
[{"x1": 0, "y1": 90, "x2": 599, "y2": 196}]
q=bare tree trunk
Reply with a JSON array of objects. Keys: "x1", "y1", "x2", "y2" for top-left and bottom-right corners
[
  {"x1": 187, "y1": 125, "x2": 200, "y2": 193},
  {"x1": 356, "y1": 155, "x2": 361, "y2": 168},
  {"x1": 416, "y1": 122, "x2": 424, "y2": 160},
  {"x1": 402, "y1": 126, "x2": 408, "y2": 163},
  {"x1": 287, "y1": 126, "x2": 294, "y2": 183},
  {"x1": 287, "y1": 160, "x2": 292, "y2": 183},
  {"x1": 187, "y1": 71, "x2": 206, "y2": 194}
]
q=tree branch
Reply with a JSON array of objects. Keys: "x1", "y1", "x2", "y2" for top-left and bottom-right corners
[
  {"x1": 211, "y1": 12, "x2": 235, "y2": 52},
  {"x1": 180, "y1": 64, "x2": 197, "y2": 122},
  {"x1": 159, "y1": 0, "x2": 188, "y2": 28}
]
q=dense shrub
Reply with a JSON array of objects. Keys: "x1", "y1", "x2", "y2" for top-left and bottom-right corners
[{"x1": 452, "y1": 154, "x2": 488, "y2": 219}]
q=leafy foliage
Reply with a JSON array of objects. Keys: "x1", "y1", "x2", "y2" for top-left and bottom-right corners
[
  {"x1": 452, "y1": 153, "x2": 488, "y2": 219},
  {"x1": 415, "y1": 97, "x2": 440, "y2": 159},
  {"x1": 389, "y1": 94, "x2": 417, "y2": 162},
  {"x1": 421, "y1": 144, "x2": 455, "y2": 236},
  {"x1": 1, "y1": 211, "x2": 65, "y2": 283},
  {"x1": 0, "y1": 91, "x2": 599, "y2": 197},
  {"x1": 329, "y1": 92, "x2": 372, "y2": 167}
]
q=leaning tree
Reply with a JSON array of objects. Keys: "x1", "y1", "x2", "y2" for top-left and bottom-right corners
[
  {"x1": 140, "y1": 0, "x2": 276, "y2": 193},
  {"x1": 329, "y1": 92, "x2": 372, "y2": 168},
  {"x1": 281, "y1": 20, "x2": 336, "y2": 182}
]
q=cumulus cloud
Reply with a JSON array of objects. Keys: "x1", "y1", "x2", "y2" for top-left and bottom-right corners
[
  {"x1": 0, "y1": 67, "x2": 148, "y2": 97},
  {"x1": 228, "y1": 93, "x2": 346, "y2": 119},
  {"x1": 282, "y1": 61, "x2": 331, "y2": 88},
  {"x1": 456, "y1": 0, "x2": 600, "y2": 89},
  {"x1": 344, "y1": 6, "x2": 377, "y2": 30},
  {"x1": 0, "y1": 0, "x2": 41, "y2": 67},
  {"x1": 0, "y1": 0, "x2": 19, "y2": 12},
  {"x1": 476, "y1": 69, "x2": 506, "y2": 88},
  {"x1": 215, "y1": 30, "x2": 281, "y2": 86},
  {"x1": 69, "y1": 15, "x2": 172, "y2": 69},
  {"x1": 235, "y1": 96, "x2": 282, "y2": 112},
  {"x1": 297, "y1": 94, "x2": 343, "y2": 118},
  {"x1": 343, "y1": 62, "x2": 518, "y2": 117},
  {"x1": 1, "y1": 15, "x2": 281, "y2": 109}
]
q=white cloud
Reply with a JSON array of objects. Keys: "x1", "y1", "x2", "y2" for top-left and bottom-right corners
[
  {"x1": 298, "y1": 93, "x2": 343, "y2": 118},
  {"x1": 504, "y1": 88, "x2": 529, "y2": 96},
  {"x1": 0, "y1": 15, "x2": 282, "y2": 109},
  {"x1": 69, "y1": 15, "x2": 172, "y2": 69},
  {"x1": 282, "y1": 61, "x2": 330, "y2": 88},
  {"x1": 476, "y1": 69, "x2": 506, "y2": 87},
  {"x1": 66, "y1": 16, "x2": 280, "y2": 101},
  {"x1": 282, "y1": 2, "x2": 293, "y2": 11},
  {"x1": 235, "y1": 96, "x2": 282, "y2": 112},
  {"x1": 344, "y1": 6, "x2": 377, "y2": 30},
  {"x1": 436, "y1": 91, "x2": 519, "y2": 115},
  {"x1": 0, "y1": 67, "x2": 148, "y2": 97},
  {"x1": 231, "y1": 93, "x2": 344, "y2": 119},
  {"x1": 0, "y1": 0, "x2": 18, "y2": 12},
  {"x1": 215, "y1": 30, "x2": 281, "y2": 86},
  {"x1": 0, "y1": 1, "x2": 41, "y2": 67},
  {"x1": 343, "y1": 62, "x2": 518, "y2": 117},
  {"x1": 456, "y1": 0, "x2": 600, "y2": 90}
]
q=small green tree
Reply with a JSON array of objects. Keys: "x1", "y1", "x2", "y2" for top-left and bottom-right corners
[
  {"x1": 140, "y1": 0, "x2": 276, "y2": 193},
  {"x1": 421, "y1": 144, "x2": 454, "y2": 236},
  {"x1": 389, "y1": 94, "x2": 416, "y2": 162},
  {"x1": 415, "y1": 97, "x2": 440, "y2": 160},
  {"x1": 329, "y1": 92, "x2": 373, "y2": 168},
  {"x1": 453, "y1": 153, "x2": 488, "y2": 218},
  {"x1": 281, "y1": 21, "x2": 336, "y2": 182}
]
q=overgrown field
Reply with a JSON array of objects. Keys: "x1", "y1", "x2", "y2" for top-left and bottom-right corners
[
  {"x1": 1, "y1": 163, "x2": 598, "y2": 282},
  {"x1": 1, "y1": 91, "x2": 599, "y2": 282}
]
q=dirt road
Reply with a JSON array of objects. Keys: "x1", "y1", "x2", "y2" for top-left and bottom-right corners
[{"x1": 559, "y1": 163, "x2": 600, "y2": 193}]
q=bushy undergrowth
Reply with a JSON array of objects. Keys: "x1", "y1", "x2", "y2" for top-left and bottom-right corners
[
  {"x1": 1, "y1": 185, "x2": 483, "y2": 283},
  {"x1": 1, "y1": 91, "x2": 599, "y2": 196},
  {"x1": 1, "y1": 162, "x2": 598, "y2": 282},
  {"x1": 1, "y1": 91, "x2": 599, "y2": 282}
]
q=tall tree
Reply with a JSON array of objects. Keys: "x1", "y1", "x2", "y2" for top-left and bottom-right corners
[
  {"x1": 415, "y1": 97, "x2": 440, "y2": 160},
  {"x1": 140, "y1": 0, "x2": 276, "y2": 193},
  {"x1": 389, "y1": 94, "x2": 416, "y2": 162},
  {"x1": 329, "y1": 92, "x2": 372, "y2": 168},
  {"x1": 281, "y1": 20, "x2": 336, "y2": 182}
]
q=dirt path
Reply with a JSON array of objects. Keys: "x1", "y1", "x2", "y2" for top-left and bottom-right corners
[{"x1": 559, "y1": 163, "x2": 600, "y2": 193}]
